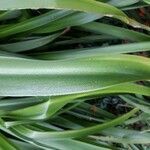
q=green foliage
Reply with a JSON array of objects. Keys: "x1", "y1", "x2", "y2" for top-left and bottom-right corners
[{"x1": 0, "y1": 0, "x2": 150, "y2": 149}]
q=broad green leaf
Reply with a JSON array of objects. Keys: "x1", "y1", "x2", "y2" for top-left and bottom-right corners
[
  {"x1": 34, "y1": 42, "x2": 150, "y2": 60},
  {"x1": 0, "y1": 55, "x2": 150, "y2": 96},
  {"x1": 0, "y1": 0, "x2": 149, "y2": 31}
]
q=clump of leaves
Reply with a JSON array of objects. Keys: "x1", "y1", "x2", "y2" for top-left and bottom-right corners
[{"x1": 0, "y1": 0, "x2": 150, "y2": 150}]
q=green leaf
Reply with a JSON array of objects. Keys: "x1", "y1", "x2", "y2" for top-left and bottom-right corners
[
  {"x1": 109, "y1": 0, "x2": 140, "y2": 7},
  {"x1": 143, "y1": 0, "x2": 150, "y2": 4},
  {"x1": 34, "y1": 12, "x2": 100, "y2": 34},
  {"x1": 79, "y1": 22, "x2": 150, "y2": 41},
  {"x1": 0, "y1": 55, "x2": 150, "y2": 96},
  {"x1": 10, "y1": 108, "x2": 139, "y2": 139},
  {"x1": 0, "y1": 0, "x2": 149, "y2": 30},
  {"x1": 0, "y1": 33, "x2": 60, "y2": 52},
  {"x1": 93, "y1": 127, "x2": 150, "y2": 144},
  {"x1": 0, "y1": 133, "x2": 18, "y2": 150},
  {"x1": 0, "y1": 10, "x2": 21, "y2": 21},
  {"x1": 120, "y1": 95, "x2": 150, "y2": 114},
  {"x1": 1, "y1": 83, "x2": 149, "y2": 120},
  {"x1": 0, "y1": 10, "x2": 73, "y2": 38},
  {"x1": 34, "y1": 42, "x2": 150, "y2": 60}
]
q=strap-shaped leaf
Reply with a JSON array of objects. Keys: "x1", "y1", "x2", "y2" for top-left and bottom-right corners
[
  {"x1": 0, "y1": 133, "x2": 18, "y2": 150},
  {"x1": 0, "y1": 55, "x2": 150, "y2": 96},
  {"x1": 0, "y1": 33, "x2": 60, "y2": 52},
  {"x1": 34, "y1": 42, "x2": 150, "y2": 60},
  {"x1": 10, "y1": 108, "x2": 138, "y2": 139},
  {"x1": 0, "y1": 0, "x2": 149, "y2": 30},
  {"x1": 1, "y1": 83, "x2": 148, "y2": 120}
]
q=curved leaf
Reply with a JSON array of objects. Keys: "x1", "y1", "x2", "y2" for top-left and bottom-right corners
[
  {"x1": 0, "y1": 0, "x2": 149, "y2": 30},
  {"x1": 0, "y1": 55, "x2": 150, "y2": 96}
]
